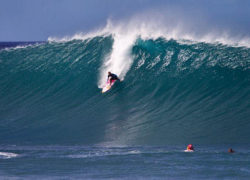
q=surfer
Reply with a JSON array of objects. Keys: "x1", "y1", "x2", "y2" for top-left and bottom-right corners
[
  {"x1": 186, "y1": 144, "x2": 194, "y2": 151},
  {"x1": 107, "y1": 72, "x2": 120, "y2": 85},
  {"x1": 228, "y1": 148, "x2": 235, "y2": 153}
]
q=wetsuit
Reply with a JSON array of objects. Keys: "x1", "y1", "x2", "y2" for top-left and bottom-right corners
[{"x1": 108, "y1": 73, "x2": 119, "y2": 84}]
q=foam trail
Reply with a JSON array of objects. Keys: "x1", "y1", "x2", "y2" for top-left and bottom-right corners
[
  {"x1": 0, "y1": 152, "x2": 18, "y2": 159},
  {"x1": 98, "y1": 32, "x2": 136, "y2": 88}
]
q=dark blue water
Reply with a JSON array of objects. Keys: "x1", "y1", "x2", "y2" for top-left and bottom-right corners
[
  {"x1": 0, "y1": 39, "x2": 249, "y2": 179},
  {"x1": 0, "y1": 145, "x2": 250, "y2": 179}
]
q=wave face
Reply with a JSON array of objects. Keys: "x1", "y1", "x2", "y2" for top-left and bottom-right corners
[{"x1": 0, "y1": 37, "x2": 249, "y2": 145}]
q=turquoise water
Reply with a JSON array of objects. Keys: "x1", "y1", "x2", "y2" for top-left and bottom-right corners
[{"x1": 0, "y1": 37, "x2": 249, "y2": 178}]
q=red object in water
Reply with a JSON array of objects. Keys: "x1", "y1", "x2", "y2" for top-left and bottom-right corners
[{"x1": 187, "y1": 144, "x2": 194, "y2": 150}]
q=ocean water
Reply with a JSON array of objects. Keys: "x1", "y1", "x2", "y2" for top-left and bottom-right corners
[
  {"x1": 0, "y1": 36, "x2": 249, "y2": 179},
  {"x1": 0, "y1": 145, "x2": 250, "y2": 179}
]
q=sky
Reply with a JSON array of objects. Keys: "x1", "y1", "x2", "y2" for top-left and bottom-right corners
[{"x1": 0, "y1": 0, "x2": 250, "y2": 41}]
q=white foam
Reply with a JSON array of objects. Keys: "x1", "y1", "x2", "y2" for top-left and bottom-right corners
[
  {"x1": 184, "y1": 150, "x2": 194, "y2": 152},
  {"x1": 1, "y1": 43, "x2": 40, "y2": 52},
  {"x1": 48, "y1": 20, "x2": 113, "y2": 42},
  {"x1": 98, "y1": 31, "x2": 136, "y2": 88},
  {"x1": 48, "y1": 11, "x2": 250, "y2": 47},
  {"x1": 128, "y1": 150, "x2": 141, "y2": 154},
  {"x1": 0, "y1": 151, "x2": 18, "y2": 159},
  {"x1": 48, "y1": 13, "x2": 250, "y2": 88}
]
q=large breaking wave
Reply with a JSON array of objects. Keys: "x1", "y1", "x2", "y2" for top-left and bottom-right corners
[{"x1": 0, "y1": 27, "x2": 249, "y2": 145}]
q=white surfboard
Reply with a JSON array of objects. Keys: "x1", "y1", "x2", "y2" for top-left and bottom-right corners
[{"x1": 184, "y1": 149, "x2": 194, "y2": 152}]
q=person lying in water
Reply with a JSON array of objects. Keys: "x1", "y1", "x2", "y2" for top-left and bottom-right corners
[{"x1": 107, "y1": 72, "x2": 120, "y2": 85}]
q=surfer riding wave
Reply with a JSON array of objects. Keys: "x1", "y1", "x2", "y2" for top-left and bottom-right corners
[{"x1": 107, "y1": 72, "x2": 120, "y2": 85}]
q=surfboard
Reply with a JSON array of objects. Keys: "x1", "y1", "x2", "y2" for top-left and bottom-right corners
[
  {"x1": 102, "y1": 79, "x2": 116, "y2": 93},
  {"x1": 184, "y1": 149, "x2": 194, "y2": 152}
]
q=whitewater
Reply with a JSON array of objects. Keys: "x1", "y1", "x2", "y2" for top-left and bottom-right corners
[{"x1": 0, "y1": 21, "x2": 250, "y2": 179}]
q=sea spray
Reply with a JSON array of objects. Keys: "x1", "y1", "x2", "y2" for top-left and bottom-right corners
[
  {"x1": 0, "y1": 37, "x2": 249, "y2": 145},
  {"x1": 1, "y1": 17, "x2": 250, "y2": 145},
  {"x1": 98, "y1": 32, "x2": 136, "y2": 88}
]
